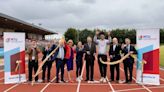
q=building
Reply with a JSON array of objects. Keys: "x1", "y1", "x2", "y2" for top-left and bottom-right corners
[{"x1": 0, "y1": 12, "x2": 57, "y2": 48}]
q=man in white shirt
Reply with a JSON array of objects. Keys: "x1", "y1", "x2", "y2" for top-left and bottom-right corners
[{"x1": 94, "y1": 30, "x2": 111, "y2": 83}]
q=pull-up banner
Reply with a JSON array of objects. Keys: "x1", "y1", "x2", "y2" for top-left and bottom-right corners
[
  {"x1": 4, "y1": 32, "x2": 26, "y2": 84},
  {"x1": 136, "y1": 29, "x2": 160, "y2": 85}
]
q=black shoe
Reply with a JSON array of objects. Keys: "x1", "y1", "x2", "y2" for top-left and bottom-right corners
[
  {"x1": 116, "y1": 80, "x2": 120, "y2": 83},
  {"x1": 61, "y1": 80, "x2": 66, "y2": 83},
  {"x1": 55, "y1": 80, "x2": 59, "y2": 83},
  {"x1": 124, "y1": 81, "x2": 129, "y2": 84},
  {"x1": 85, "y1": 79, "x2": 89, "y2": 81},
  {"x1": 109, "y1": 79, "x2": 114, "y2": 82}
]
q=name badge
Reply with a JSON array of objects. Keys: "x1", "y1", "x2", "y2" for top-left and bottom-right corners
[{"x1": 32, "y1": 56, "x2": 35, "y2": 60}]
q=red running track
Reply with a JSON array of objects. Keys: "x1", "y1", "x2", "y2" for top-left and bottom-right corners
[{"x1": 0, "y1": 60, "x2": 164, "y2": 92}]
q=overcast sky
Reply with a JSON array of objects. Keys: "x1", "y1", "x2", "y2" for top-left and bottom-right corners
[{"x1": 0, "y1": 0, "x2": 164, "y2": 34}]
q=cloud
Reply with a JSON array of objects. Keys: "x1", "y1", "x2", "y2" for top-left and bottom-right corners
[{"x1": 0, "y1": 0, "x2": 164, "y2": 34}]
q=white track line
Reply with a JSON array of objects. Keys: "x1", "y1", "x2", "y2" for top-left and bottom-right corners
[
  {"x1": 76, "y1": 60, "x2": 86, "y2": 92},
  {"x1": 106, "y1": 77, "x2": 115, "y2": 92},
  {"x1": 120, "y1": 67, "x2": 152, "y2": 92},
  {"x1": 4, "y1": 84, "x2": 19, "y2": 92},
  {"x1": 3, "y1": 67, "x2": 28, "y2": 92},
  {"x1": 160, "y1": 78, "x2": 164, "y2": 82},
  {"x1": 40, "y1": 67, "x2": 67, "y2": 92},
  {"x1": 114, "y1": 85, "x2": 164, "y2": 92}
]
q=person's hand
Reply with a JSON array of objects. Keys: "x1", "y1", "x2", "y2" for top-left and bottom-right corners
[
  {"x1": 96, "y1": 30, "x2": 99, "y2": 36},
  {"x1": 121, "y1": 44, "x2": 125, "y2": 49},
  {"x1": 86, "y1": 51, "x2": 90, "y2": 55},
  {"x1": 108, "y1": 31, "x2": 111, "y2": 36},
  {"x1": 129, "y1": 51, "x2": 134, "y2": 54},
  {"x1": 110, "y1": 55, "x2": 113, "y2": 59}
]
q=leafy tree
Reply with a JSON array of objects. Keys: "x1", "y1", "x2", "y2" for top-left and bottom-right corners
[{"x1": 64, "y1": 28, "x2": 78, "y2": 44}]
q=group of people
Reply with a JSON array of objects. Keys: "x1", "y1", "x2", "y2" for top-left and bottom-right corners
[{"x1": 27, "y1": 30, "x2": 137, "y2": 84}]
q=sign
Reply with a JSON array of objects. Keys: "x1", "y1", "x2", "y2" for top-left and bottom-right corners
[
  {"x1": 4, "y1": 32, "x2": 26, "y2": 84},
  {"x1": 136, "y1": 29, "x2": 160, "y2": 85}
]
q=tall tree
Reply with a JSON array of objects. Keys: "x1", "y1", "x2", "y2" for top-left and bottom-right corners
[{"x1": 64, "y1": 28, "x2": 78, "y2": 44}]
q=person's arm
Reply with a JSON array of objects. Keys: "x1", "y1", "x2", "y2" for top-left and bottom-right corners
[{"x1": 93, "y1": 35, "x2": 99, "y2": 44}]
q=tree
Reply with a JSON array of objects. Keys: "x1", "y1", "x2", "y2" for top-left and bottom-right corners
[
  {"x1": 64, "y1": 28, "x2": 78, "y2": 44},
  {"x1": 79, "y1": 29, "x2": 94, "y2": 44}
]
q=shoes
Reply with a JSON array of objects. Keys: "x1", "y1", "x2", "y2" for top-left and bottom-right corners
[
  {"x1": 76, "y1": 77, "x2": 80, "y2": 82},
  {"x1": 108, "y1": 79, "x2": 114, "y2": 82},
  {"x1": 79, "y1": 76, "x2": 83, "y2": 80},
  {"x1": 103, "y1": 78, "x2": 107, "y2": 83},
  {"x1": 99, "y1": 77, "x2": 104, "y2": 82},
  {"x1": 60, "y1": 80, "x2": 66, "y2": 83},
  {"x1": 85, "y1": 79, "x2": 89, "y2": 81}
]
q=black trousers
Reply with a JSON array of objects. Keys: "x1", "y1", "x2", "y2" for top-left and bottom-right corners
[
  {"x1": 98, "y1": 55, "x2": 107, "y2": 78},
  {"x1": 42, "y1": 61, "x2": 53, "y2": 81},
  {"x1": 28, "y1": 60, "x2": 38, "y2": 81},
  {"x1": 123, "y1": 62, "x2": 134, "y2": 82},
  {"x1": 110, "y1": 63, "x2": 120, "y2": 81},
  {"x1": 76, "y1": 59, "x2": 83, "y2": 78},
  {"x1": 56, "y1": 58, "x2": 65, "y2": 81},
  {"x1": 86, "y1": 56, "x2": 94, "y2": 81}
]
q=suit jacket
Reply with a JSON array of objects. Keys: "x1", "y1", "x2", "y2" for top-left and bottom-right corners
[
  {"x1": 27, "y1": 47, "x2": 39, "y2": 62},
  {"x1": 109, "y1": 44, "x2": 121, "y2": 61},
  {"x1": 122, "y1": 45, "x2": 137, "y2": 63},
  {"x1": 42, "y1": 47, "x2": 53, "y2": 62},
  {"x1": 51, "y1": 45, "x2": 66, "y2": 61},
  {"x1": 84, "y1": 43, "x2": 96, "y2": 61}
]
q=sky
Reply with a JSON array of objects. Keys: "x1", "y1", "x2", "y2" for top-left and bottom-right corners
[{"x1": 0, "y1": 0, "x2": 164, "y2": 34}]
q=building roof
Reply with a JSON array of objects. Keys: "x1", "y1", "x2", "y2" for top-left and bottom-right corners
[{"x1": 0, "y1": 13, "x2": 57, "y2": 35}]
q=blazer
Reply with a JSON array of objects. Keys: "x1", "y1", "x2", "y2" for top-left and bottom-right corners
[
  {"x1": 27, "y1": 47, "x2": 40, "y2": 62},
  {"x1": 109, "y1": 44, "x2": 122, "y2": 61},
  {"x1": 51, "y1": 45, "x2": 66, "y2": 61},
  {"x1": 122, "y1": 45, "x2": 137, "y2": 63},
  {"x1": 84, "y1": 42, "x2": 96, "y2": 60}
]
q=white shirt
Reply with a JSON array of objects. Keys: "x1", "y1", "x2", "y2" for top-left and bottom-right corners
[
  {"x1": 97, "y1": 40, "x2": 109, "y2": 55},
  {"x1": 113, "y1": 44, "x2": 116, "y2": 51}
]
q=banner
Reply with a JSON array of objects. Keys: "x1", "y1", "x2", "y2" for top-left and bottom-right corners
[
  {"x1": 4, "y1": 32, "x2": 26, "y2": 84},
  {"x1": 136, "y1": 29, "x2": 160, "y2": 85}
]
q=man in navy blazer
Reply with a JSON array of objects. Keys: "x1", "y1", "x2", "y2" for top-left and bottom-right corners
[
  {"x1": 122, "y1": 38, "x2": 137, "y2": 83},
  {"x1": 51, "y1": 40, "x2": 66, "y2": 83}
]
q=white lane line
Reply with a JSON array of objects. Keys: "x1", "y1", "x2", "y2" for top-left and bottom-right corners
[
  {"x1": 106, "y1": 77, "x2": 115, "y2": 92},
  {"x1": 40, "y1": 67, "x2": 67, "y2": 92},
  {"x1": 120, "y1": 67, "x2": 152, "y2": 92},
  {"x1": 114, "y1": 85, "x2": 164, "y2": 92},
  {"x1": 3, "y1": 67, "x2": 28, "y2": 92},
  {"x1": 76, "y1": 60, "x2": 86, "y2": 92},
  {"x1": 4, "y1": 84, "x2": 19, "y2": 92},
  {"x1": 160, "y1": 78, "x2": 164, "y2": 82}
]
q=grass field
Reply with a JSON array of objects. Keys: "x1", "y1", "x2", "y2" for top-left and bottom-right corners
[{"x1": 160, "y1": 45, "x2": 164, "y2": 67}]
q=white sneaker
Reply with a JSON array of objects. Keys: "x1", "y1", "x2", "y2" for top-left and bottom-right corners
[
  {"x1": 99, "y1": 77, "x2": 104, "y2": 82},
  {"x1": 79, "y1": 76, "x2": 83, "y2": 80},
  {"x1": 103, "y1": 78, "x2": 107, "y2": 83},
  {"x1": 76, "y1": 77, "x2": 80, "y2": 82}
]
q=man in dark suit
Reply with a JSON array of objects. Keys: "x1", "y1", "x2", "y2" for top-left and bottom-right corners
[
  {"x1": 122, "y1": 38, "x2": 137, "y2": 83},
  {"x1": 42, "y1": 42, "x2": 53, "y2": 82},
  {"x1": 109, "y1": 38, "x2": 121, "y2": 82},
  {"x1": 84, "y1": 36, "x2": 96, "y2": 82}
]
